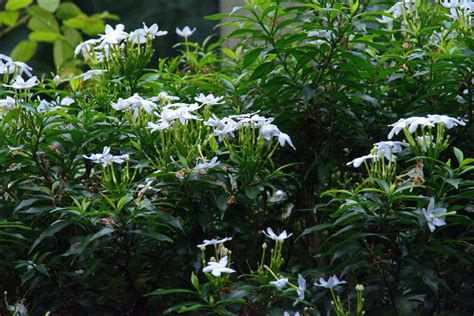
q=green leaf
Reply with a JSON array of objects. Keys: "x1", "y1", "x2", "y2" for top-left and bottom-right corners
[
  {"x1": 56, "y1": 2, "x2": 83, "y2": 20},
  {"x1": 38, "y1": 0, "x2": 59, "y2": 12},
  {"x1": 250, "y1": 62, "x2": 275, "y2": 80},
  {"x1": 10, "y1": 40, "x2": 37, "y2": 62},
  {"x1": 5, "y1": 0, "x2": 32, "y2": 11},
  {"x1": 0, "y1": 11, "x2": 19, "y2": 26},
  {"x1": 30, "y1": 220, "x2": 73, "y2": 252},
  {"x1": 242, "y1": 48, "x2": 263, "y2": 68},
  {"x1": 299, "y1": 223, "x2": 333, "y2": 239},
  {"x1": 26, "y1": 5, "x2": 59, "y2": 32},
  {"x1": 191, "y1": 272, "x2": 199, "y2": 291},
  {"x1": 244, "y1": 185, "x2": 260, "y2": 199},
  {"x1": 130, "y1": 230, "x2": 173, "y2": 243},
  {"x1": 145, "y1": 288, "x2": 196, "y2": 296},
  {"x1": 61, "y1": 25, "x2": 82, "y2": 46},
  {"x1": 453, "y1": 147, "x2": 463, "y2": 166},
  {"x1": 53, "y1": 39, "x2": 74, "y2": 68},
  {"x1": 29, "y1": 31, "x2": 60, "y2": 42}
]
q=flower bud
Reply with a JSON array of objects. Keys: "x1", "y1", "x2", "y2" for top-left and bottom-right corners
[{"x1": 262, "y1": 242, "x2": 267, "y2": 249}]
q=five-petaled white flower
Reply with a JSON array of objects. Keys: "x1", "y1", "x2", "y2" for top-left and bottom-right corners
[
  {"x1": 270, "y1": 278, "x2": 289, "y2": 290},
  {"x1": 374, "y1": 141, "x2": 409, "y2": 161},
  {"x1": 4, "y1": 75, "x2": 38, "y2": 89},
  {"x1": 427, "y1": 114, "x2": 466, "y2": 129},
  {"x1": 346, "y1": 154, "x2": 375, "y2": 168},
  {"x1": 147, "y1": 121, "x2": 172, "y2": 132},
  {"x1": 296, "y1": 274, "x2": 306, "y2": 301},
  {"x1": 98, "y1": 24, "x2": 128, "y2": 47},
  {"x1": 0, "y1": 96, "x2": 15, "y2": 117},
  {"x1": 388, "y1": 115, "x2": 464, "y2": 139},
  {"x1": 197, "y1": 237, "x2": 232, "y2": 249},
  {"x1": 195, "y1": 93, "x2": 224, "y2": 105},
  {"x1": 262, "y1": 227, "x2": 292, "y2": 241},
  {"x1": 194, "y1": 157, "x2": 220, "y2": 172},
  {"x1": 75, "y1": 69, "x2": 107, "y2": 81},
  {"x1": 83, "y1": 146, "x2": 129, "y2": 167},
  {"x1": 420, "y1": 198, "x2": 448, "y2": 232},
  {"x1": 202, "y1": 256, "x2": 235, "y2": 277},
  {"x1": 314, "y1": 275, "x2": 346, "y2": 289},
  {"x1": 129, "y1": 23, "x2": 168, "y2": 44},
  {"x1": 176, "y1": 26, "x2": 196, "y2": 38}
]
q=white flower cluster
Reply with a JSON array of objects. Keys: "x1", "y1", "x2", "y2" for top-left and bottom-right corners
[
  {"x1": 37, "y1": 96, "x2": 74, "y2": 113},
  {"x1": 3, "y1": 75, "x2": 38, "y2": 90},
  {"x1": 440, "y1": 0, "x2": 474, "y2": 19},
  {"x1": 112, "y1": 93, "x2": 158, "y2": 120},
  {"x1": 347, "y1": 114, "x2": 465, "y2": 168},
  {"x1": 0, "y1": 96, "x2": 15, "y2": 118},
  {"x1": 83, "y1": 146, "x2": 129, "y2": 167},
  {"x1": 377, "y1": 0, "x2": 416, "y2": 25},
  {"x1": 346, "y1": 141, "x2": 408, "y2": 167},
  {"x1": 204, "y1": 113, "x2": 295, "y2": 149},
  {"x1": 388, "y1": 114, "x2": 465, "y2": 139},
  {"x1": 0, "y1": 54, "x2": 32, "y2": 77},
  {"x1": 307, "y1": 29, "x2": 335, "y2": 46},
  {"x1": 75, "y1": 23, "x2": 167, "y2": 61}
]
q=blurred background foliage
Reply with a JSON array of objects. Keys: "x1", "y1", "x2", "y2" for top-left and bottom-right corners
[{"x1": 0, "y1": 0, "x2": 219, "y2": 75}]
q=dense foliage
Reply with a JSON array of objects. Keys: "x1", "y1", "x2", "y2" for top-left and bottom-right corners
[{"x1": 0, "y1": 0, "x2": 473, "y2": 315}]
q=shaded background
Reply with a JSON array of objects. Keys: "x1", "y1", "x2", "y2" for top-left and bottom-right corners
[{"x1": 0, "y1": 0, "x2": 221, "y2": 73}]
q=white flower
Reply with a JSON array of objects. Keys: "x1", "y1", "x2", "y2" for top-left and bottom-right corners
[
  {"x1": 296, "y1": 274, "x2": 306, "y2": 301},
  {"x1": 374, "y1": 141, "x2": 409, "y2": 161},
  {"x1": 387, "y1": 116, "x2": 433, "y2": 139},
  {"x1": 176, "y1": 26, "x2": 196, "y2": 38},
  {"x1": 111, "y1": 94, "x2": 158, "y2": 120},
  {"x1": 75, "y1": 69, "x2": 107, "y2": 81},
  {"x1": 284, "y1": 312, "x2": 301, "y2": 316},
  {"x1": 53, "y1": 75, "x2": 61, "y2": 86},
  {"x1": 7, "y1": 302, "x2": 27, "y2": 316},
  {"x1": 0, "y1": 57, "x2": 33, "y2": 77},
  {"x1": 83, "y1": 146, "x2": 129, "y2": 167},
  {"x1": 129, "y1": 23, "x2": 167, "y2": 44},
  {"x1": 74, "y1": 39, "x2": 100, "y2": 57},
  {"x1": 37, "y1": 99, "x2": 61, "y2": 113},
  {"x1": 159, "y1": 103, "x2": 200, "y2": 125},
  {"x1": 441, "y1": 0, "x2": 474, "y2": 19},
  {"x1": 427, "y1": 114, "x2": 465, "y2": 129},
  {"x1": 0, "y1": 54, "x2": 12, "y2": 63},
  {"x1": 8, "y1": 61, "x2": 33, "y2": 77},
  {"x1": 195, "y1": 93, "x2": 224, "y2": 105},
  {"x1": 260, "y1": 124, "x2": 281, "y2": 140},
  {"x1": 407, "y1": 117, "x2": 435, "y2": 133},
  {"x1": 268, "y1": 189, "x2": 288, "y2": 203},
  {"x1": 262, "y1": 227, "x2": 292, "y2": 241},
  {"x1": 308, "y1": 29, "x2": 334, "y2": 45},
  {"x1": 194, "y1": 157, "x2": 220, "y2": 172},
  {"x1": 3, "y1": 75, "x2": 38, "y2": 89},
  {"x1": 278, "y1": 132, "x2": 296, "y2": 150},
  {"x1": 420, "y1": 198, "x2": 448, "y2": 232},
  {"x1": 150, "y1": 91, "x2": 180, "y2": 104},
  {"x1": 204, "y1": 114, "x2": 223, "y2": 127},
  {"x1": 416, "y1": 135, "x2": 435, "y2": 152},
  {"x1": 98, "y1": 24, "x2": 128, "y2": 47},
  {"x1": 377, "y1": 0, "x2": 416, "y2": 24},
  {"x1": 270, "y1": 278, "x2": 289, "y2": 290},
  {"x1": 0, "y1": 96, "x2": 16, "y2": 117},
  {"x1": 61, "y1": 96, "x2": 75, "y2": 106},
  {"x1": 197, "y1": 237, "x2": 232, "y2": 249},
  {"x1": 202, "y1": 256, "x2": 235, "y2": 277},
  {"x1": 147, "y1": 121, "x2": 172, "y2": 132},
  {"x1": 346, "y1": 154, "x2": 375, "y2": 168},
  {"x1": 314, "y1": 275, "x2": 346, "y2": 288}
]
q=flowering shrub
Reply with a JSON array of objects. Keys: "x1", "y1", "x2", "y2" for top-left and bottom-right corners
[{"x1": 0, "y1": 0, "x2": 473, "y2": 314}]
